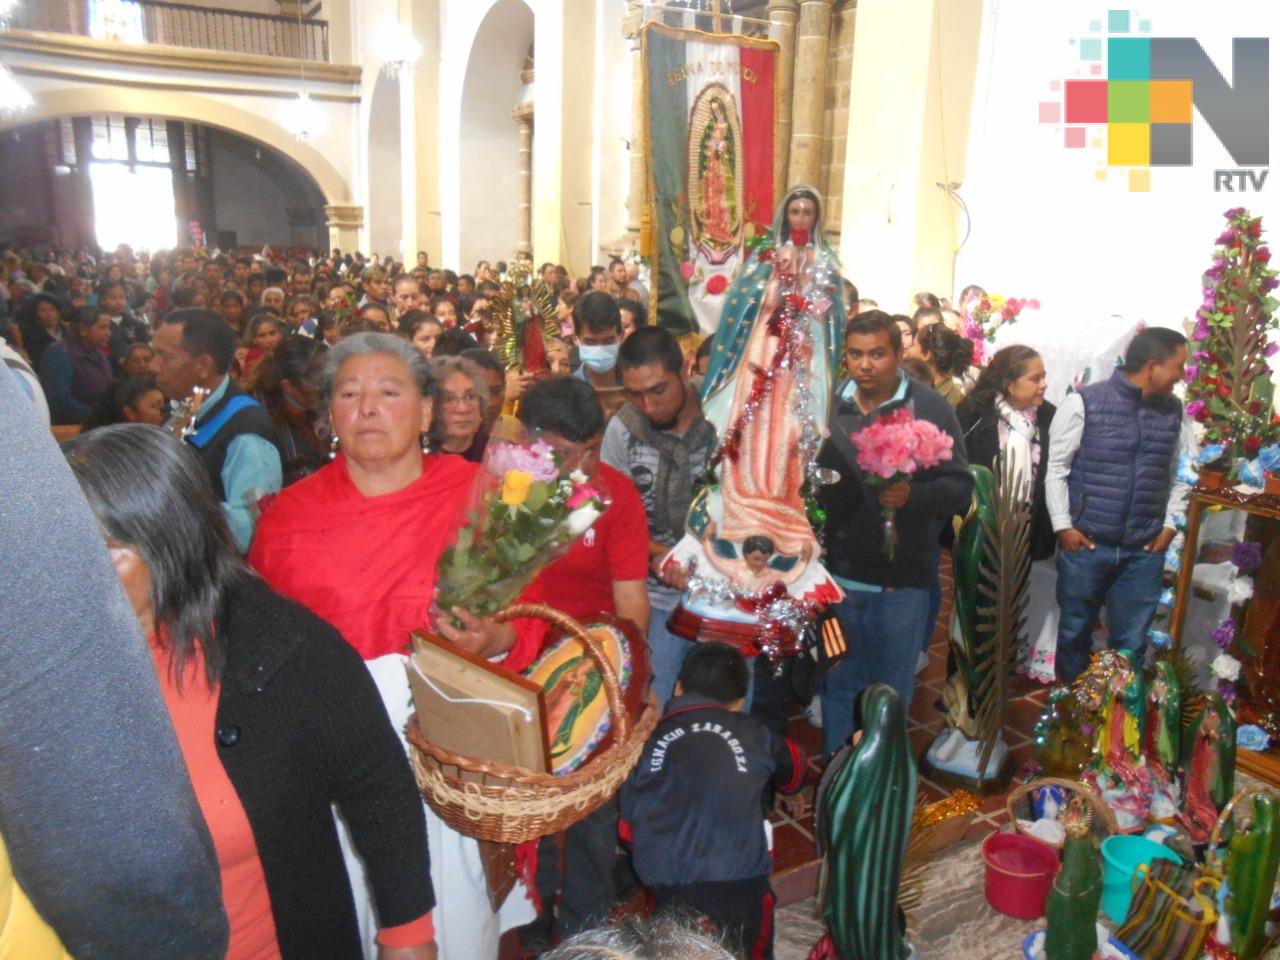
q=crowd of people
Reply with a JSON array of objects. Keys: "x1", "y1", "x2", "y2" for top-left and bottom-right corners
[{"x1": 1, "y1": 237, "x2": 1191, "y2": 960}]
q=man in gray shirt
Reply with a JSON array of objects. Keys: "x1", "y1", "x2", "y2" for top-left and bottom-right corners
[
  {"x1": 602, "y1": 327, "x2": 716, "y2": 707},
  {"x1": 0, "y1": 370, "x2": 228, "y2": 958}
]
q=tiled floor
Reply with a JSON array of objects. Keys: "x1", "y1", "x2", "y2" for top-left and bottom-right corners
[
  {"x1": 500, "y1": 555, "x2": 1063, "y2": 957},
  {"x1": 766, "y1": 556, "x2": 1053, "y2": 906}
]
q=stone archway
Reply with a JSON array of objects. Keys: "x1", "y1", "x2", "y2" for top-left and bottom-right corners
[
  {"x1": 453, "y1": 0, "x2": 534, "y2": 272},
  {"x1": 365, "y1": 70, "x2": 402, "y2": 259},
  {"x1": 1, "y1": 86, "x2": 353, "y2": 205}
]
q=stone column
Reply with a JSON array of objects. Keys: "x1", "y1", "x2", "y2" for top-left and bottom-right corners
[
  {"x1": 324, "y1": 204, "x2": 364, "y2": 254},
  {"x1": 766, "y1": 0, "x2": 799, "y2": 203},
  {"x1": 512, "y1": 103, "x2": 534, "y2": 258},
  {"x1": 787, "y1": 0, "x2": 835, "y2": 189},
  {"x1": 623, "y1": 6, "x2": 644, "y2": 239}
]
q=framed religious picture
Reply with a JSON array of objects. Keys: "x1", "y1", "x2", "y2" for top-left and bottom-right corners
[{"x1": 407, "y1": 631, "x2": 550, "y2": 776}]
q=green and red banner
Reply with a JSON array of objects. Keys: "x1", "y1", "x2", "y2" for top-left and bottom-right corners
[{"x1": 642, "y1": 22, "x2": 779, "y2": 339}]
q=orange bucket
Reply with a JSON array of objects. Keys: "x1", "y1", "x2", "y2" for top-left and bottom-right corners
[{"x1": 981, "y1": 831, "x2": 1060, "y2": 919}]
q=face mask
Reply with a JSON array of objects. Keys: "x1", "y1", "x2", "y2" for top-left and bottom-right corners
[{"x1": 579, "y1": 343, "x2": 619, "y2": 373}]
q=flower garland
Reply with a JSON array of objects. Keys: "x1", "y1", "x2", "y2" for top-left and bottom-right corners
[{"x1": 1184, "y1": 208, "x2": 1280, "y2": 477}]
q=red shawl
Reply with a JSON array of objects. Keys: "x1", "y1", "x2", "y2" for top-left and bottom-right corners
[{"x1": 249, "y1": 452, "x2": 544, "y2": 668}]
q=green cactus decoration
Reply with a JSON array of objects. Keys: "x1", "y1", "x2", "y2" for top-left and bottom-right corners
[
  {"x1": 817, "y1": 683, "x2": 917, "y2": 960},
  {"x1": 1225, "y1": 792, "x2": 1280, "y2": 960},
  {"x1": 942, "y1": 456, "x2": 1030, "y2": 779},
  {"x1": 1044, "y1": 813, "x2": 1103, "y2": 960}
]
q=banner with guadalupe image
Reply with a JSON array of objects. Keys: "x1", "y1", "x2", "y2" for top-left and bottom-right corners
[{"x1": 642, "y1": 22, "x2": 779, "y2": 339}]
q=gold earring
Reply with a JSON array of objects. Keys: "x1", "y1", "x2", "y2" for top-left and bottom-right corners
[{"x1": 329, "y1": 435, "x2": 339, "y2": 459}]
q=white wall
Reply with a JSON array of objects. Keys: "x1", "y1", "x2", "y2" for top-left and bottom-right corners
[
  {"x1": 954, "y1": 0, "x2": 1278, "y2": 339},
  {"x1": 592, "y1": 0, "x2": 633, "y2": 257}
]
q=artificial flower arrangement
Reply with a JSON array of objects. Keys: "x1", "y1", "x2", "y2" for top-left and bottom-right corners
[
  {"x1": 961, "y1": 292, "x2": 1040, "y2": 343},
  {"x1": 959, "y1": 292, "x2": 1039, "y2": 366},
  {"x1": 432, "y1": 437, "x2": 609, "y2": 625},
  {"x1": 1184, "y1": 208, "x2": 1280, "y2": 481},
  {"x1": 849, "y1": 406, "x2": 953, "y2": 559}
]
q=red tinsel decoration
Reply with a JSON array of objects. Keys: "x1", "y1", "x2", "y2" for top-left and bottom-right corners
[{"x1": 709, "y1": 263, "x2": 813, "y2": 469}]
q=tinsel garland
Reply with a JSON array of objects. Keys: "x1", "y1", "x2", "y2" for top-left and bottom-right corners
[
  {"x1": 709, "y1": 240, "x2": 836, "y2": 493},
  {"x1": 684, "y1": 574, "x2": 815, "y2": 662}
]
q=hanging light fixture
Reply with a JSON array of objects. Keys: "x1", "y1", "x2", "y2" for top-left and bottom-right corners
[
  {"x1": 285, "y1": 90, "x2": 323, "y2": 143},
  {"x1": 0, "y1": 63, "x2": 32, "y2": 118},
  {"x1": 379, "y1": 22, "x2": 421, "y2": 78},
  {"x1": 0, "y1": 0, "x2": 31, "y2": 116},
  {"x1": 285, "y1": 1, "x2": 322, "y2": 142}
]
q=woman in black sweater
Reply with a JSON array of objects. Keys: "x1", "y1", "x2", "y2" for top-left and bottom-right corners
[
  {"x1": 955, "y1": 344, "x2": 1057, "y2": 561},
  {"x1": 64, "y1": 424, "x2": 436, "y2": 960}
]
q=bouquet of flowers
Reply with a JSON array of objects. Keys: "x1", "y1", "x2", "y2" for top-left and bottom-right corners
[
  {"x1": 433, "y1": 437, "x2": 609, "y2": 625},
  {"x1": 1184, "y1": 208, "x2": 1280, "y2": 480},
  {"x1": 850, "y1": 406, "x2": 954, "y2": 559}
]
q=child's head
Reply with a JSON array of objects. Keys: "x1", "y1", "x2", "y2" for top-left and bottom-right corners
[
  {"x1": 741, "y1": 534, "x2": 775, "y2": 574},
  {"x1": 675, "y1": 642, "x2": 748, "y2": 708}
]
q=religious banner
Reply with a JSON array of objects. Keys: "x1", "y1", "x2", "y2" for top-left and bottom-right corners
[{"x1": 642, "y1": 22, "x2": 779, "y2": 339}]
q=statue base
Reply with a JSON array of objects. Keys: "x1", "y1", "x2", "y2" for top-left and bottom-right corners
[
  {"x1": 666, "y1": 603, "x2": 803, "y2": 658},
  {"x1": 919, "y1": 727, "x2": 1016, "y2": 795}
]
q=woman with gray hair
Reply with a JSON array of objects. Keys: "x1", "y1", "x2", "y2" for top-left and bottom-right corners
[
  {"x1": 541, "y1": 917, "x2": 736, "y2": 960},
  {"x1": 428, "y1": 354, "x2": 489, "y2": 461},
  {"x1": 249, "y1": 332, "x2": 547, "y2": 958}
]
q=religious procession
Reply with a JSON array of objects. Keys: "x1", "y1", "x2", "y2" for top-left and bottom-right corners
[{"x1": 2, "y1": 1, "x2": 1280, "y2": 959}]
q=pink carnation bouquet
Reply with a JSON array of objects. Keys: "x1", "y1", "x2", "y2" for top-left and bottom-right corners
[
  {"x1": 850, "y1": 406, "x2": 954, "y2": 559},
  {"x1": 432, "y1": 435, "x2": 610, "y2": 626}
]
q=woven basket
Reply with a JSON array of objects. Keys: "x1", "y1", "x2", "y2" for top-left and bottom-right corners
[
  {"x1": 407, "y1": 603, "x2": 659, "y2": 844},
  {"x1": 1005, "y1": 776, "x2": 1121, "y2": 841}
]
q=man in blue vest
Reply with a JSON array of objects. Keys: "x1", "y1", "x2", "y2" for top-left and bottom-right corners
[
  {"x1": 153, "y1": 309, "x2": 282, "y2": 552},
  {"x1": 1046, "y1": 327, "x2": 1192, "y2": 681}
]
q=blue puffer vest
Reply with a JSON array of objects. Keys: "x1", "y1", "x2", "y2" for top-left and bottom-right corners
[{"x1": 1067, "y1": 369, "x2": 1182, "y2": 548}]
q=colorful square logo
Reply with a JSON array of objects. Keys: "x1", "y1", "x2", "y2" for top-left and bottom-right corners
[{"x1": 1039, "y1": 10, "x2": 1269, "y2": 190}]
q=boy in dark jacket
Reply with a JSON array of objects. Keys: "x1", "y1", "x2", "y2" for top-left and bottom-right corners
[{"x1": 620, "y1": 643, "x2": 805, "y2": 959}]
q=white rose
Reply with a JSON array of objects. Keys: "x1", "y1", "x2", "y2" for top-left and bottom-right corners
[
  {"x1": 1212, "y1": 653, "x2": 1242, "y2": 682},
  {"x1": 1229, "y1": 576, "x2": 1254, "y2": 604},
  {"x1": 566, "y1": 504, "x2": 602, "y2": 537},
  {"x1": 569, "y1": 470, "x2": 588, "y2": 485}
]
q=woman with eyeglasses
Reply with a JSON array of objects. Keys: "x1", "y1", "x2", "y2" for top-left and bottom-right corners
[{"x1": 427, "y1": 355, "x2": 489, "y2": 461}]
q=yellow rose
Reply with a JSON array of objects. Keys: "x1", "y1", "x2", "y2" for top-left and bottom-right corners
[{"x1": 500, "y1": 469, "x2": 534, "y2": 506}]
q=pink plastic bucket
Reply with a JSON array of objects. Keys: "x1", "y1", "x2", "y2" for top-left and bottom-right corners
[{"x1": 982, "y1": 831, "x2": 1061, "y2": 919}]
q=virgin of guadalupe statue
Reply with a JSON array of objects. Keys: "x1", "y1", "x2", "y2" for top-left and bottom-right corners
[
  {"x1": 1091, "y1": 649, "x2": 1145, "y2": 787},
  {"x1": 1182, "y1": 693, "x2": 1236, "y2": 843},
  {"x1": 665, "y1": 186, "x2": 844, "y2": 636},
  {"x1": 815, "y1": 683, "x2": 916, "y2": 960},
  {"x1": 1143, "y1": 660, "x2": 1182, "y2": 787}
]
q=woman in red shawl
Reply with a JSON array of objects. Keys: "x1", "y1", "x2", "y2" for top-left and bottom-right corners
[{"x1": 250, "y1": 332, "x2": 543, "y2": 959}]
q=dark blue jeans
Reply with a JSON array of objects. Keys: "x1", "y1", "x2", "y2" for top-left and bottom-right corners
[
  {"x1": 819, "y1": 587, "x2": 929, "y2": 758},
  {"x1": 1055, "y1": 543, "x2": 1164, "y2": 682}
]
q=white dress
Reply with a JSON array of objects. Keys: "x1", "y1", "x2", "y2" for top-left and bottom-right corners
[{"x1": 335, "y1": 653, "x2": 535, "y2": 960}]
